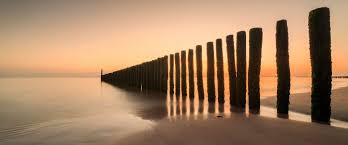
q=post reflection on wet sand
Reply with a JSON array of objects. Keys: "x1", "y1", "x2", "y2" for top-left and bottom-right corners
[
  {"x1": 166, "y1": 93, "x2": 234, "y2": 120},
  {"x1": 105, "y1": 81, "x2": 348, "y2": 129}
]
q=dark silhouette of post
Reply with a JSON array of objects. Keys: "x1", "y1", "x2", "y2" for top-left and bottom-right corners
[
  {"x1": 236, "y1": 31, "x2": 246, "y2": 108},
  {"x1": 188, "y1": 49, "x2": 194, "y2": 98},
  {"x1": 207, "y1": 42, "x2": 216, "y2": 102},
  {"x1": 162, "y1": 56, "x2": 168, "y2": 93},
  {"x1": 156, "y1": 58, "x2": 160, "y2": 91},
  {"x1": 226, "y1": 35, "x2": 237, "y2": 107},
  {"x1": 181, "y1": 50, "x2": 187, "y2": 96},
  {"x1": 309, "y1": 7, "x2": 331, "y2": 123},
  {"x1": 248, "y1": 28, "x2": 263, "y2": 113},
  {"x1": 175, "y1": 53, "x2": 181, "y2": 96},
  {"x1": 276, "y1": 20, "x2": 291, "y2": 115},
  {"x1": 196, "y1": 45, "x2": 204, "y2": 100},
  {"x1": 170, "y1": 54, "x2": 174, "y2": 94},
  {"x1": 216, "y1": 38, "x2": 225, "y2": 103},
  {"x1": 150, "y1": 60, "x2": 155, "y2": 90}
]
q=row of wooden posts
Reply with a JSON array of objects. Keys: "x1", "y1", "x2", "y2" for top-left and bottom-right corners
[{"x1": 102, "y1": 7, "x2": 331, "y2": 123}]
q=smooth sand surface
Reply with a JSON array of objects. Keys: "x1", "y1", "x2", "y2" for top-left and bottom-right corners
[
  {"x1": 112, "y1": 114, "x2": 348, "y2": 145},
  {"x1": 262, "y1": 86, "x2": 348, "y2": 121}
]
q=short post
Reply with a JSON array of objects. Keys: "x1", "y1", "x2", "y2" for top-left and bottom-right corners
[
  {"x1": 188, "y1": 49, "x2": 194, "y2": 99},
  {"x1": 226, "y1": 35, "x2": 237, "y2": 107},
  {"x1": 175, "y1": 53, "x2": 181, "y2": 96},
  {"x1": 162, "y1": 56, "x2": 168, "y2": 93},
  {"x1": 207, "y1": 42, "x2": 216, "y2": 102},
  {"x1": 170, "y1": 54, "x2": 174, "y2": 94},
  {"x1": 181, "y1": 50, "x2": 187, "y2": 96},
  {"x1": 196, "y1": 45, "x2": 205, "y2": 100},
  {"x1": 216, "y1": 38, "x2": 225, "y2": 103}
]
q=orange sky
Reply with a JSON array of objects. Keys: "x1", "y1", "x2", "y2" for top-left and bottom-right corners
[{"x1": 0, "y1": 0, "x2": 347, "y2": 77}]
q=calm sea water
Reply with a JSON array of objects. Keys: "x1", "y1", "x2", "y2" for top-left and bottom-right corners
[{"x1": 0, "y1": 77, "x2": 347, "y2": 145}]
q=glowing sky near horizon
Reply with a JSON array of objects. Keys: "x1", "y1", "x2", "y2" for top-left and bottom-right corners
[{"x1": 0, "y1": 0, "x2": 347, "y2": 76}]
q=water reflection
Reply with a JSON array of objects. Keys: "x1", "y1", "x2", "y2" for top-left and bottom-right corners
[{"x1": 105, "y1": 79, "x2": 348, "y2": 129}]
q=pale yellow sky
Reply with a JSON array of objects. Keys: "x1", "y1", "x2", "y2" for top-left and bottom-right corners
[{"x1": 0, "y1": 0, "x2": 347, "y2": 76}]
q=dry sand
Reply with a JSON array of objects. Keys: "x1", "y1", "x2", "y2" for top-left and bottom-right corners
[
  {"x1": 112, "y1": 114, "x2": 348, "y2": 145},
  {"x1": 262, "y1": 86, "x2": 348, "y2": 121}
]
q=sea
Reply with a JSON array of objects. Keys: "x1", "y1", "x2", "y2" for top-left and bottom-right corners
[{"x1": 0, "y1": 76, "x2": 348, "y2": 145}]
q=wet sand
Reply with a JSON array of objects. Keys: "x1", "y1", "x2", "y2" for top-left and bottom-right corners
[
  {"x1": 112, "y1": 114, "x2": 348, "y2": 145},
  {"x1": 262, "y1": 86, "x2": 348, "y2": 121}
]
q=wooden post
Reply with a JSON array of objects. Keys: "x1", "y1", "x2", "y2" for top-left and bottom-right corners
[
  {"x1": 170, "y1": 54, "x2": 174, "y2": 94},
  {"x1": 276, "y1": 20, "x2": 290, "y2": 115},
  {"x1": 181, "y1": 50, "x2": 187, "y2": 96},
  {"x1": 207, "y1": 42, "x2": 216, "y2": 102},
  {"x1": 216, "y1": 38, "x2": 225, "y2": 103},
  {"x1": 226, "y1": 35, "x2": 237, "y2": 107},
  {"x1": 236, "y1": 31, "x2": 246, "y2": 108},
  {"x1": 188, "y1": 49, "x2": 194, "y2": 99},
  {"x1": 196, "y1": 45, "x2": 204, "y2": 100},
  {"x1": 157, "y1": 58, "x2": 161, "y2": 91},
  {"x1": 175, "y1": 53, "x2": 181, "y2": 96},
  {"x1": 162, "y1": 56, "x2": 168, "y2": 93},
  {"x1": 309, "y1": 7, "x2": 331, "y2": 123},
  {"x1": 248, "y1": 28, "x2": 263, "y2": 113}
]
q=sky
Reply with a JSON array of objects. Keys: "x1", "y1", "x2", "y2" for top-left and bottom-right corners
[{"x1": 0, "y1": 0, "x2": 347, "y2": 77}]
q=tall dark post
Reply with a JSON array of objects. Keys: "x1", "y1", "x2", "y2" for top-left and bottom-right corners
[
  {"x1": 276, "y1": 20, "x2": 291, "y2": 115},
  {"x1": 207, "y1": 42, "x2": 216, "y2": 102},
  {"x1": 236, "y1": 31, "x2": 246, "y2": 108},
  {"x1": 216, "y1": 38, "x2": 225, "y2": 103},
  {"x1": 188, "y1": 49, "x2": 194, "y2": 98},
  {"x1": 226, "y1": 35, "x2": 237, "y2": 107},
  {"x1": 181, "y1": 50, "x2": 187, "y2": 96},
  {"x1": 170, "y1": 54, "x2": 174, "y2": 94},
  {"x1": 196, "y1": 45, "x2": 204, "y2": 100},
  {"x1": 248, "y1": 28, "x2": 263, "y2": 113},
  {"x1": 175, "y1": 53, "x2": 181, "y2": 96},
  {"x1": 309, "y1": 7, "x2": 331, "y2": 123}
]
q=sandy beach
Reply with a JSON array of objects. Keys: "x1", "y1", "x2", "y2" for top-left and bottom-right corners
[
  {"x1": 112, "y1": 113, "x2": 348, "y2": 145},
  {"x1": 111, "y1": 85, "x2": 348, "y2": 145},
  {"x1": 262, "y1": 86, "x2": 348, "y2": 121}
]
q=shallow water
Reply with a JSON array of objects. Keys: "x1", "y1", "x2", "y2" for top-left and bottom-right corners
[{"x1": 0, "y1": 77, "x2": 347, "y2": 145}]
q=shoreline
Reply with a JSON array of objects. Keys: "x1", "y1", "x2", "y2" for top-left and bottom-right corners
[
  {"x1": 111, "y1": 113, "x2": 348, "y2": 145},
  {"x1": 262, "y1": 86, "x2": 348, "y2": 121}
]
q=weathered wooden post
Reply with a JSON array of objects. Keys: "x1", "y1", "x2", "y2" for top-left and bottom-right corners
[
  {"x1": 236, "y1": 31, "x2": 246, "y2": 108},
  {"x1": 248, "y1": 28, "x2": 263, "y2": 113},
  {"x1": 226, "y1": 35, "x2": 237, "y2": 107},
  {"x1": 181, "y1": 50, "x2": 187, "y2": 96},
  {"x1": 216, "y1": 38, "x2": 225, "y2": 103},
  {"x1": 170, "y1": 54, "x2": 174, "y2": 94},
  {"x1": 157, "y1": 58, "x2": 161, "y2": 91},
  {"x1": 188, "y1": 49, "x2": 194, "y2": 98},
  {"x1": 153, "y1": 60, "x2": 157, "y2": 90},
  {"x1": 207, "y1": 42, "x2": 216, "y2": 102},
  {"x1": 196, "y1": 45, "x2": 204, "y2": 100},
  {"x1": 143, "y1": 62, "x2": 147, "y2": 90},
  {"x1": 149, "y1": 61, "x2": 152, "y2": 89},
  {"x1": 309, "y1": 7, "x2": 331, "y2": 123},
  {"x1": 162, "y1": 56, "x2": 168, "y2": 93},
  {"x1": 276, "y1": 20, "x2": 291, "y2": 115},
  {"x1": 175, "y1": 53, "x2": 181, "y2": 96}
]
